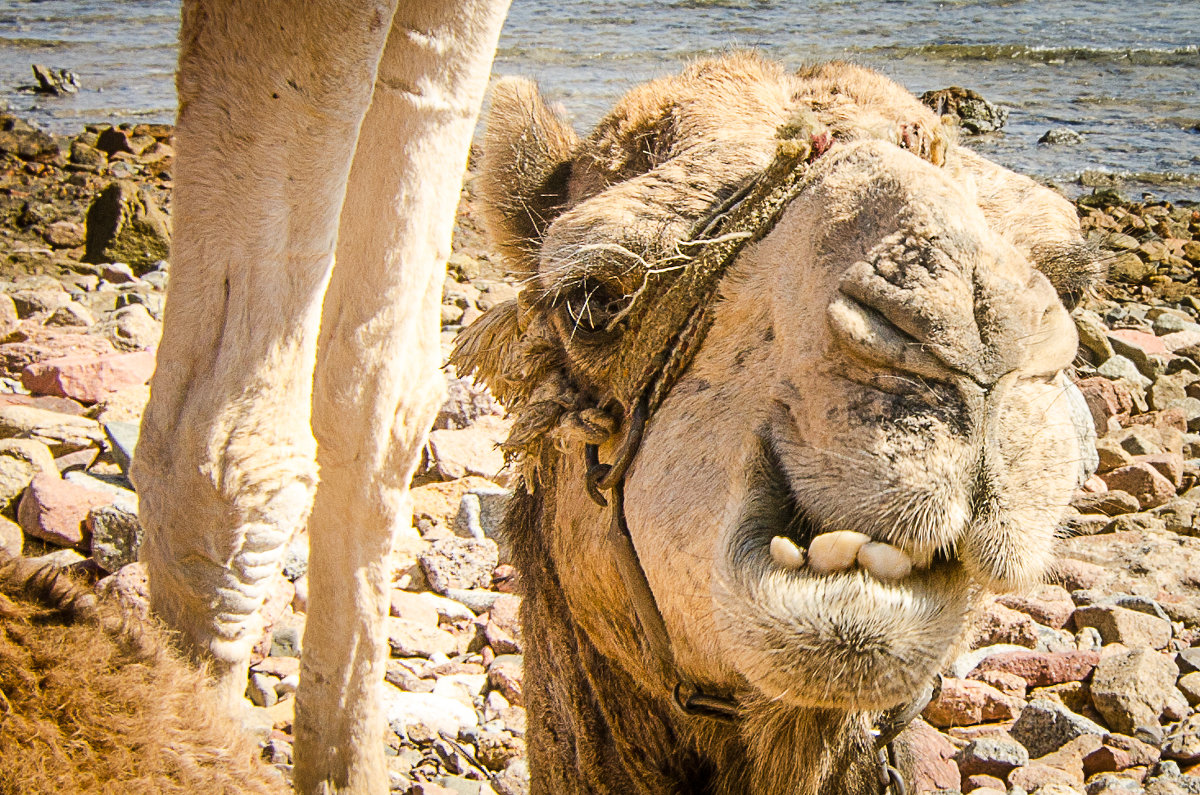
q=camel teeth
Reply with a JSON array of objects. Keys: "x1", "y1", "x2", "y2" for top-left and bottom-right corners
[
  {"x1": 857, "y1": 541, "x2": 913, "y2": 581},
  {"x1": 769, "y1": 536, "x2": 806, "y2": 569},
  {"x1": 807, "y1": 531, "x2": 872, "y2": 574}
]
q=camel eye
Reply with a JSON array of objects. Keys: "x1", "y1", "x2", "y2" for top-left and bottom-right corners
[{"x1": 561, "y1": 276, "x2": 627, "y2": 335}]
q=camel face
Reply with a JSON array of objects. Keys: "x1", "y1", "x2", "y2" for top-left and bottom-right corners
[{"x1": 463, "y1": 52, "x2": 1099, "y2": 722}]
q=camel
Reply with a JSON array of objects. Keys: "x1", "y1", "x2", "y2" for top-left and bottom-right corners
[
  {"x1": 129, "y1": 1, "x2": 510, "y2": 792},
  {"x1": 0, "y1": 552, "x2": 284, "y2": 793},
  {"x1": 450, "y1": 53, "x2": 1103, "y2": 793}
]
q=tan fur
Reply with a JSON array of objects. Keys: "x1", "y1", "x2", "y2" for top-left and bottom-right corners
[
  {"x1": 459, "y1": 53, "x2": 1100, "y2": 794},
  {"x1": 0, "y1": 554, "x2": 283, "y2": 794},
  {"x1": 132, "y1": 2, "x2": 511, "y2": 791}
]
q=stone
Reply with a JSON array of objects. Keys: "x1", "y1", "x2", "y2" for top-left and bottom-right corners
[
  {"x1": 1039, "y1": 128, "x2": 1082, "y2": 145},
  {"x1": 1074, "y1": 605, "x2": 1172, "y2": 650},
  {"x1": 1178, "y1": 649, "x2": 1200, "y2": 675},
  {"x1": 1162, "y1": 714, "x2": 1200, "y2": 764},
  {"x1": 904, "y1": 718, "x2": 960, "y2": 792},
  {"x1": 21, "y1": 350, "x2": 156, "y2": 403},
  {"x1": 1070, "y1": 490, "x2": 1140, "y2": 517},
  {"x1": 95, "y1": 561, "x2": 149, "y2": 619},
  {"x1": 87, "y1": 503, "x2": 143, "y2": 572},
  {"x1": 957, "y1": 732, "x2": 1030, "y2": 778},
  {"x1": 42, "y1": 221, "x2": 85, "y2": 250},
  {"x1": 0, "y1": 404, "x2": 104, "y2": 455},
  {"x1": 1007, "y1": 762, "x2": 1080, "y2": 791},
  {"x1": 0, "y1": 294, "x2": 17, "y2": 338},
  {"x1": 972, "y1": 670, "x2": 1028, "y2": 700},
  {"x1": 1091, "y1": 648, "x2": 1181, "y2": 734},
  {"x1": 419, "y1": 591, "x2": 480, "y2": 622},
  {"x1": 0, "y1": 438, "x2": 56, "y2": 514},
  {"x1": 920, "y1": 86, "x2": 1008, "y2": 134},
  {"x1": 252, "y1": 656, "x2": 301, "y2": 680},
  {"x1": 0, "y1": 515, "x2": 22, "y2": 555},
  {"x1": 998, "y1": 587, "x2": 1076, "y2": 630},
  {"x1": 476, "y1": 729, "x2": 524, "y2": 772},
  {"x1": 247, "y1": 672, "x2": 279, "y2": 708},
  {"x1": 971, "y1": 600, "x2": 1041, "y2": 649},
  {"x1": 1098, "y1": 355, "x2": 1152, "y2": 390},
  {"x1": 1105, "y1": 733, "x2": 1161, "y2": 767},
  {"x1": 10, "y1": 288, "x2": 72, "y2": 318},
  {"x1": 1009, "y1": 699, "x2": 1107, "y2": 759},
  {"x1": 17, "y1": 472, "x2": 112, "y2": 548},
  {"x1": 391, "y1": 589, "x2": 441, "y2": 627},
  {"x1": 1153, "y1": 373, "x2": 1200, "y2": 412},
  {"x1": 1136, "y1": 452, "x2": 1185, "y2": 488},
  {"x1": 92, "y1": 385, "x2": 150, "y2": 425},
  {"x1": 381, "y1": 687, "x2": 478, "y2": 740},
  {"x1": 922, "y1": 677, "x2": 1023, "y2": 728},
  {"x1": 1083, "y1": 744, "x2": 1133, "y2": 776},
  {"x1": 103, "y1": 420, "x2": 139, "y2": 474},
  {"x1": 432, "y1": 673, "x2": 489, "y2": 708},
  {"x1": 419, "y1": 537, "x2": 500, "y2": 594},
  {"x1": 1029, "y1": 681, "x2": 1090, "y2": 714},
  {"x1": 435, "y1": 374, "x2": 504, "y2": 430},
  {"x1": 1179, "y1": 672, "x2": 1200, "y2": 706},
  {"x1": 426, "y1": 415, "x2": 512, "y2": 481},
  {"x1": 1100, "y1": 463, "x2": 1177, "y2": 510},
  {"x1": 488, "y1": 654, "x2": 524, "y2": 706},
  {"x1": 83, "y1": 180, "x2": 171, "y2": 271},
  {"x1": 1096, "y1": 438, "x2": 1135, "y2": 473},
  {"x1": 969, "y1": 651, "x2": 1100, "y2": 688},
  {"x1": 99, "y1": 304, "x2": 161, "y2": 351},
  {"x1": 44, "y1": 302, "x2": 95, "y2": 328},
  {"x1": 387, "y1": 617, "x2": 457, "y2": 659},
  {"x1": 1075, "y1": 317, "x2": 1117, "y2": 364}
]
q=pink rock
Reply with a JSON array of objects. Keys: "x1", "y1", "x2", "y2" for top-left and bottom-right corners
[
  {"x1": 1076, "y1": 377, "x2": 1134, "y2": 431},
  {"x1": 971, "y1": 670, "x2": 1028, "y2": 700},
  {"x1": 904, "y1": 718, "x2": 959, "y2": 792},
  {"x1": 922, "y1": 678, "x2": 1023, "y2": 728},
  {"x1": 1007, "y1": 763, "x2": 1079, "y2": 791},
  {"x1": 1109, "y1": 328, "x2": 1169, "y2": 356},
  {"x1": 997, "y1": 586, "x2": 1076, "y2": 629},
  {"x1": 96, "y1": 561, "x2": 149, "y2": 619},
  {"x1": 17, "y1": 472, "x2": 112, "y2": 548},
  {"x1": 21, "y1": 349, "x2": 156, "y2": 403},
  {"x1": 968, "y1": 650, "x2": 1100, "y2": 688},
  {"x1": 1049, "y1": 558, "x2": 1108, "y2": 591},
  {"x1": 391, "y1": 589, "x2": 440, "y2": 627},
  {"x1": 1099, "y1": 463, "x2": 1177, "y2": 509},
  {"x1": 1133, "y1": 452, "x2": 1183, "y2": 487},
  {"x1": 252, "y1": 656, "x2": 301, "y2": 679},
  {"x1": 970, "y1": 601, "x2": 1040, "y2": 649}
]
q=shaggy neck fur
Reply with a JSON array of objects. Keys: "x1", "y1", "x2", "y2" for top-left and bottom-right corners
[{"x1": 508, "y1": 459, "x2": 902, "y2": 795}]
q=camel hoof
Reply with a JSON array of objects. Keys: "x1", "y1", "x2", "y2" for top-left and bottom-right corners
[
  {"x1": 857, "y1": 541, "x2": 913, "y2": 581},
  {"x1": 807, "y1": 531, "x2": 871, "y2": 574},
  {"x1": 769, "y1": 535, "x2": 805, "y2": 569}
]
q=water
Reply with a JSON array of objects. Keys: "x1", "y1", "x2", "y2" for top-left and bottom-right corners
[{"x1": 2, "y1": 0, "x2": 1198, "y2": 200}]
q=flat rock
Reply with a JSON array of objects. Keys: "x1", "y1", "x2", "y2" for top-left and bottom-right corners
[
  {"x1": 970, "y1": 600, "x2": 1041, "y2": 649},
  {"x1": 419, "y1": 536, "x2": 499, "y2": 594},
  {"x1": 381, "y1": 687, "x2": 478, "y2": 740},
  {"x1": 488, "y1": 654, "x2": 524, "y2": 707},
  {"x1": 969, "y1": 650, "x2": 1100, "y2": 687},
  {"x1": 1099, "y1": 463, "x2": 1176, "y2": 510},
  {"x1": 1009, "y1": 699, "x2": 1107, "y2": 759},
  {"x1": 904, "y1": 718, "x2": 959, "y2": 792},
  {"x1": 21, "y1": 349, "x2": 156, "y2": 403},
  {"x1": 0, "y1": 438, "x2": 56, "y2": 513},
  {"x1": 426, "y1": 415, "x2": 511, "y2": 481},
  {"x1": 922, "y1": 677, "x2": 1023, "y2": 727},
  {"x1": 957, "y1": 732, "x2": 1030, "y2": 778},
  {"x1": 387, "y1": 616, "x2": 457, "y2": 659},
  {"x1": 17, "y1": 471, "x2": 112, "y2": 547},
  {"x1": 1073, "y1": 604, "x2": 1172, "y2": 649},
  {"x1": 0, "y1": 403, "x2": 104, "y2": 455},
  {"x1": 997, "y1": 586, "x2": 1076, "y2": 629},
  {"x1": 83, "y1": 180, "x2": 171, "y2": 271},
  {"x1": 1091, "y1": 648, "x2": 1181, "y2": 734}
]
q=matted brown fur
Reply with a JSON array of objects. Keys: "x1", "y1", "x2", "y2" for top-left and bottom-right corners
[{"x1": 0, "y1": 554, "x2": 284, "y2": 795}]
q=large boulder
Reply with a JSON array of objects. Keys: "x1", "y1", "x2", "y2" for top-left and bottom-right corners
[{"x1": 83, "y1": 180, "x2": 171, "y2": 271}]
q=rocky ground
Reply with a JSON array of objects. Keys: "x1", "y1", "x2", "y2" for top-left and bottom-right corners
[{"x1": 2, "y1": 108, "x2": 1200, "y2": 795}]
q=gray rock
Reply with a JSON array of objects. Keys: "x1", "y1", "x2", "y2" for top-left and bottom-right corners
[
  {"x1": 88, "y1": 502, "x2": 143, "y2": 572},
  {"x1": 1091, "y1": 648, "x2": 1180, "y2": 734},
  {"x1": 956, "y1": 734, "x2": 1029, "y2": 778},
  {"x1": 1074, "y1": 309, "x2": 1115, "y2": 362},
  {"x1": 1178, "y1": 648, "x2": 1200, "y2": 675},
  {"x1": 31, "y1": 64, "x2": 80, "y2": 95},
  {"x1": 920, "y1": 86, "x2": 1009, "y2": 134},
  {"x1": 103, "y1": 420, "x2": 139, "y2": 475},
  {"x1": 436, "y1": 374, "x2": 504, "y2": 430},
  {"x1": 419, "y1": 590, "x2": 479, "y2": 622},
  {"x1": 443, "y1": 587, "x2": 498, "y2": 616},
  {"x1": 1009, "y1": 698, "x2": 1107, "y2": 758},
  {"x1": 0, "y1": 438, "x2": 55, "y2": 513},
  {"x1": 246, "y1": 672, "x2": 279, "y2": 708},
  {"x1": 1087, "y1": 775, "x2": 1143, "y2": 794},
  {"x1": 281, "y1": 534, "x2": 309, "y2": 581},
  {"x1": 270, "y1": 624, "x2": 303, "y2": 658},
  {"x1": 1162, "y1": 713, "x2": 1200, "y2": 764},
  {"x1": 0, "y1": 404, "x2": 104, "y2": 456},
  {"x1": 1039, "y1": 128, "x2": 1083, "y2": 145},
  {"x1": 1151, "y1": 372, "x2": 1200, "y2": 412},
  {"x1": 1097, "y1": 355, "x2": 1151, "y2": 389},
  {"x1": 0, "y1": 515, "x2": 22, "y2": 555},
  {"x1": 426, "y1": 416, "x2": 510, "y2": 481},
  {"x1": 98, "y1": 303, "x2": 161, "y2": 351},
  {"x1": 381, "y1": 686, "x2": 478, "y2": 740},
  {"x1": 1073, "y1": 604, "x2": 1172, "y2": 650},
  {"x1": 419, "y1": 537, "x2": 499, "y2": 594},
  {"x1": 1153, "y1": 314, "x2": 1200, "y2": 336}
]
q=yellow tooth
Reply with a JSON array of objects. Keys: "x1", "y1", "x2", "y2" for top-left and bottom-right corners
[
  {"x1": 769, "y1": 536, "x2": 806, "y2": 569},
  {"x1": 857, "y1": 541, "x2": 913, "y2": 581},
  {"x1": 807, "y1": 531, "x2": 872, "y2": 574}
]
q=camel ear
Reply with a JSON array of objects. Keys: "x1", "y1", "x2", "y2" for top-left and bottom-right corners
[{"x1": 480, "y1": 77, "x2": 578, "y2": 278}]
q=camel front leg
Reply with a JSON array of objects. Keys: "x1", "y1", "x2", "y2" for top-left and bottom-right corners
[
  {"x1": 294, "y1": 1, "x2": 510, "y2": 792},
  {"x1": 132, "y1": 0, "x2": 401, "y2": 707}
]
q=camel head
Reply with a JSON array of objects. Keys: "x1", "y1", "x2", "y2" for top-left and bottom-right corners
[{"x1": 456, "y1": 53, "x2": 1100, "y2": 720}]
